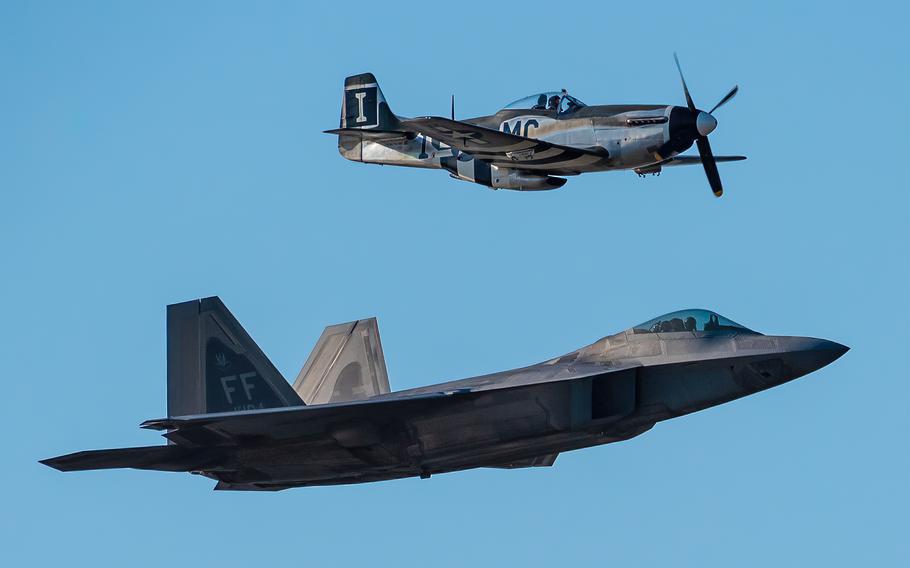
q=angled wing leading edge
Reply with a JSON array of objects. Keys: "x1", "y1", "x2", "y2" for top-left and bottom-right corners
[
  {"x1": 142, "y1": 361, "x2": 640, "y2": 443},
  {"x1": 40, "y1": 445, "x2": 217, "y2": 472},
  {"x1": 401, "y1": 116, "x2": 608, "y2": 171},
  {"x1": 659, "y1": 155, "x2": 746, "y2": 167}
]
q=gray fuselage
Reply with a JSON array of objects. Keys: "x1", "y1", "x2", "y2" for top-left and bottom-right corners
[{"x1": 206, "y1": 328, "x2": 846, "y2": 489}]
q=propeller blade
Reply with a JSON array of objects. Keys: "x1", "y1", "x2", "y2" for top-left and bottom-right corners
[
  {"x1": 673, "y1": 53, "x2": 696, "y2": 112},
  {"x1": 709, "y1": 85, "x2": 739, "y2": 114},
  {"x1": 696, "y1": 136, "x2": 723, "y2": 197},
  {"x1": 451, "y1": 94, "x2": 455, "y2": 120}
]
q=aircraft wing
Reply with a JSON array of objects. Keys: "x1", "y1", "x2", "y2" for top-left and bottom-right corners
[
  {"x1": 45, "y1": 361, "x2": 640, "y2": 480},
  {"x1": 659, "y1": 154, "x2": 746, "y2": 166},
  {"x1": 401, "y1": 116, "x2": 608, "y2": 171},
  {"x1": 142, "y1": 361, "x2": 640, "y2": 444},
  {"x1": 142, "y1": 391, "x2": 453, "y2": 443}
]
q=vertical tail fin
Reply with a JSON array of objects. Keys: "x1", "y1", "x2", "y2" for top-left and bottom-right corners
[
  {"x1": 292, "y1": 318, "x2": 391, "y2": 405},
  {"x1": 339, "y1": 73, "x2": 400, "y2": 131},
  {"x1": 167, "y1": 297, "x2": 302, "y2": 416}
]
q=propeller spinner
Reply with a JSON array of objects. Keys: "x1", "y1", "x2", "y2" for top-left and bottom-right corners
[{"x1": 673, "y1": 53, "x2": 738, "y2": 197}]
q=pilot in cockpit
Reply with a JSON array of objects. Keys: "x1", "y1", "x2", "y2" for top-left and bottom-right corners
[{"x1": 547, "y1": 95, "x2": 561, "y2": 111}]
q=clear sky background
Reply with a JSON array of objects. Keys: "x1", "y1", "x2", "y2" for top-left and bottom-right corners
[{"x1": 2, "y1": 1, "x2": 907, "y2": 565}]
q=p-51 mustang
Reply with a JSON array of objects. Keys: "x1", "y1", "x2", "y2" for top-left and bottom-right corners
[
  {"x1": 327, "y1": 55, "x2": 744, "y2": 196},
  {"x1": 42, "y1": 297, "x2": 846, "y2": 490}
]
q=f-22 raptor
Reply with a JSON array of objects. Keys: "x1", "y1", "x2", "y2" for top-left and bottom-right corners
[
  {"x1": 327, "y1": 55, "x2": 744, "y2": 196},
  {"x1": 42, "y1": 297, "x2": 847, "y2": 490}
]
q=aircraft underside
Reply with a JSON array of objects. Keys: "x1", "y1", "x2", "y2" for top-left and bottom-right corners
[{"x1": 205, "y1": 417, "x2": 657, "y2": 490}]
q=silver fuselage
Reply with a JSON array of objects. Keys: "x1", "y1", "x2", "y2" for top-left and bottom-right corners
[{"x1": 338, "y1": 104, "x2": 685, "y2": 181}]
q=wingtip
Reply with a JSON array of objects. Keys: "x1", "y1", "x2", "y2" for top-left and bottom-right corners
[
  {"x1": 39, "y1": 457, "x2": 64, "y2": 471},
  {"x1": 140, "y1": 418, "x2": 171, "y2": 430},
  {"x1": 39, "y1": 453, "x2": 84, "y2": 472}
]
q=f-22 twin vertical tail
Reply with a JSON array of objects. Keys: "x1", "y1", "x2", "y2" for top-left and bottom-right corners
[
  {"x1": 42, "y1": 297, "x2": 846, "y2": 490},
  {"x1": 327, "y1": 55, "x2": 744, "y2": 197}
]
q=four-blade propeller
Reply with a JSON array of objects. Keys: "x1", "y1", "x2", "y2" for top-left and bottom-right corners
[{"x1": 673, "y1": 53, "x2": 738, "y2": 197}]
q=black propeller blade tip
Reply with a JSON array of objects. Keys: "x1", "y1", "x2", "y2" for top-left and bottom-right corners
[
  {"x1": 709, "y1": 85, "x2": 739, "y2": 114},
  {"x1": 696, "y1": 136, "x2": 724, "y2": 197}
]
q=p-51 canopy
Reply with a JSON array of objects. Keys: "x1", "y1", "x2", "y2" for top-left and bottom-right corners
[{"x1": 501, "y1": 91, "x2": 587, "y2": 114}]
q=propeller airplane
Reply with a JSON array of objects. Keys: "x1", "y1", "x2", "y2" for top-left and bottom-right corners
[{"x1": 327, "y1": 55, "x2": 744, "y2": 196}]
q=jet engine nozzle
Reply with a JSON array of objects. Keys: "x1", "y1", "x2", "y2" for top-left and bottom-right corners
[{"x1": 696, "y1": 111, "x2": 717, "y2": 137}]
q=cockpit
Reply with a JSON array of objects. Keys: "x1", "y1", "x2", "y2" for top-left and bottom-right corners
[
  {"x1": 501, "y1": 91, "x2": 587, "y2": 115},
  {"x1": 630, "y1": 309, "x2": 758, "y2": 335}
]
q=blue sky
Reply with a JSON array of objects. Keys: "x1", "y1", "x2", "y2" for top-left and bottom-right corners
[{"x1": 2, "y1": 1, "x2": 907, "y2": 565}]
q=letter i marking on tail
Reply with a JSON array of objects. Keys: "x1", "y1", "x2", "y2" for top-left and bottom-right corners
[{"x1": 355, "y1": 92, "x2": 367, "y2": 123}]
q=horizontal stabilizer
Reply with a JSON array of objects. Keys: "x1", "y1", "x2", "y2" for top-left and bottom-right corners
[
  {"x1": 40, "y1": 445, "x2": 213, "y2": 472},
  {"x1": 324, "y1": 128, "x2": 413, "y2": 141}
]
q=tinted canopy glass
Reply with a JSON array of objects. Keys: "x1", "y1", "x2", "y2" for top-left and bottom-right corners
[
  {"x1": 558, "y1": 93, "x2": 586, "y2": 114},
  {"x1": 501, "y1": 92, "x2": 587, "y2": 112},
  {"x1": 631, "y1": 309, "x2": 757, "y2": 334}
]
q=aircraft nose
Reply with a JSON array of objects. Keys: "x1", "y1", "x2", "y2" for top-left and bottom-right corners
[
  {"x1": 782, "y1": 337, "x2": 850, "y2": 378},
  {"x1": 827, "y1": 339, "x2": 849, "y2": 360},
  {"x1": 809, "y1": 339, "x2": 849, "y2": 367},
  {"x1": 696, "y1": 111, "x2": 717, "y2": 136}
]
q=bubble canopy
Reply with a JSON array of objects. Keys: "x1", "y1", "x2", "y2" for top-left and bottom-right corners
[
  {"x1": 631, "y1": 309, "x2": 758, "y2": 335},
  {"x1": 501, "y1": 92, "x2": 587, "y2": 113}
]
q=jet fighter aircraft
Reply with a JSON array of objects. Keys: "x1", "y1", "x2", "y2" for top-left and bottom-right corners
[
  {"x1": 42, "y1": 297, "x2": 847, "y2": 490},
  {"x1": 327, "y1": 55, "x2": 744, "y2": 196}
]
